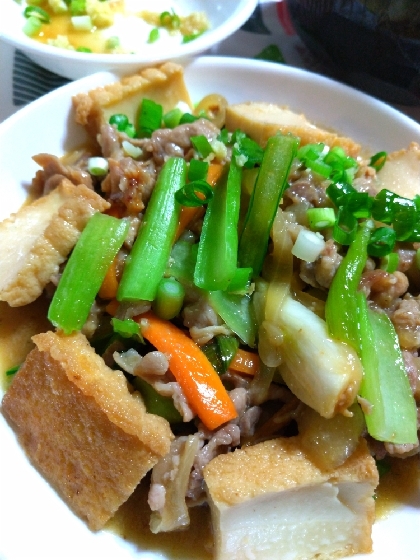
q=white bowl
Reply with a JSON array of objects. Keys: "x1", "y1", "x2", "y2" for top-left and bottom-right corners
[
  {"x1": 0, "y1": 0, "x2": 257, "y2": 80},
  {"x1": 0, "y1": 57, "x2": 419, "y2": 560}
]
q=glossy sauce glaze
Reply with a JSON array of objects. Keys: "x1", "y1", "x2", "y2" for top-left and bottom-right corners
[
  {"x1": 108, "y1": 476, "x2": 213, "y2": 559},
  {"x1": 107, "y1": 456, "x2": 420, "y2": 558}
]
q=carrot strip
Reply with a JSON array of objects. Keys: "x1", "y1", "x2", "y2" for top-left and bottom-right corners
[
  {"x1": 105, "y1": 298, "x2": 119, "y2": 316},
  {"x1": 136, "y1": 311, "x2": 237, "y2": 430},
  {"x1": 174, "y1": 163, "x2": 224, "y2": 242},
  {"x1": 229, "y1": 348, "x2": 260, "y2": 377},
  {"x1": 99, "y1": 258, "x2": 119, "y2": 300}
]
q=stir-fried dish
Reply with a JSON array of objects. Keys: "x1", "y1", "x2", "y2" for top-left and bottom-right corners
[{"x1": 1, "y1": 62, "x2": 419, "y2": 560}]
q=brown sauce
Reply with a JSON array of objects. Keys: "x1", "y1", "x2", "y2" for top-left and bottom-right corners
[
  {"x1": 374, "y1": 455, "x2": 420, "y2": 519},
  {"x1": 107, "y1": 480, "x2": 213, "y2": 559},
  {"x1": 106, "y1": 455, "x2": 419, "y2": 558}
]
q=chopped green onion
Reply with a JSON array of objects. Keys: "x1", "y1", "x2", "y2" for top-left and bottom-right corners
[
  {"x1": 188, "y1": 159, "x2": 209, "y2": 182},
  {"x1": 111, "y1": 318, "x2": 140, "y2": 338},
  {"x1": 76, "y1": 46, "x2": 92, "y2": 53},
  {"x1": 345, "y1": 191, "x2": 373, "y2": 219},
  {"x1": 71, "y1": 15, "x2": 92, "y2": 31},
  {"x1": 70, "y1": 0, "x2": 86, "y2": 16},
  {"x1": 87, "y1": 156, "x2": 109, "y2": 176},
  {"x1": 306, "y1": 157, "x2": 332, "y2": 177},
  {"x1": 105, "y1": 36, "x2": 120, "y2": 50},
  {"x1": 413, "y1": 195, "x2": 420, "y2": 212},
  {"x1": 333, "y1": 206, "x2": 358, "y2": 245},
  {"x1": 233, "y1": 135, "x2": 264, "y2": 169},
  {"x1": 194, "y1": 161, "x2": 242, "y2": 291},
  {"x1": 367, "y1": 227, "x2": 396, "y2": 257},
  {"x1": 152, "y1": 277, "x2": 185, "y2": 320},
  {"x1": 307, "y1": 207, "x2": 336, "y2": 230},
  {"x1": 23, "y1": 16, "x2": 42, "y2": 36},
  {"x1": 238, "y1": 133, "x2": 299, "y2": 277},
  {"x1": 117, "y1": 157, "x2": 187, "y2": 302},
  {"x1": 191, "y1": 135, "x2": 213, "y2": 158},
  {"x1": 6, "y1": 365, "x2": 20, "y2": 377},
  {"x1": 124, "y1": 123, "x2": 136, "y2": 138},
  {"x1": 298, "y1": 143, "x2": 357, "y2": 183},
  {"x1": 254, "y1": 44, "x2": 285, "y2": 63},
  {"x1": 109, "y1": 113, "x2": 129, "y2": 131},
  {"x1": 380, "y1": 252, "x2": 399, "y2": 273},
  {"x1": 23, "y1": 6, "x2": 50, "y2": 23},
  {"x1": 371, "y1": 189, "x2": 397, "y2": 224},
  {"x1": 175, "y1": 180, "x2": 213, "y2": 207},
  {"x1": 326, "y1": 181, "x2": 356, "y2": 207},
  {"x1": 357, "y1": 292, "x2": 417, "y2": 444},
  {"x1": 137, "y1": 98, "x2": 163, "y2": 138},
  {"x1": 160, "y1": 9, "x2": 180, "y2": 29},
  {"x1": 48, "y1": 213, "x2": 129, "y2": 334},
  {"x1": 179, "y1": 113, "x2": 199, "y2": 124},
  {"x1": 369, "y1": 151, "x2": 387, "y2": 172},
  {"x1": 162, "y1": 108, "x2": 183, "y2": 128},
  {"x1": 298, "y1": 143, "x2": 326, "y2": 162},
  {"x1": 148, "y1": 27, "x2": 160, "y2": 43},
  {"x1": 182, "y1": 32, "x2": 203, "y2": 43},
  {"x1": 392, "y1": 196, "x2": 417, "y2": 241},
  {"x1": 160, "y1": 10, "x2": 172, "y2": 24}
]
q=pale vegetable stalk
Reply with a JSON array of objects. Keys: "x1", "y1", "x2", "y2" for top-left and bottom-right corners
[
  {"x1": 277, "y1": 294, "x2": 363, "y2": 418},
  {"x1": 258, "y1": 208, "x2": 293, "y2": 367}
]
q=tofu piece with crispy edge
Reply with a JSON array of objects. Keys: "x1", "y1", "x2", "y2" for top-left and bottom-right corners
[
  {"x1": 0, "y1": 179, "x2": 109, "y2": 307},
  {"x1": 204, "y1": 436, "x2": 379, "y2": 560},
  {"x1": 225, "y1": 102, "x2": 360, "y2": 156},
  {"x1": 1, "y1": 330, "x2": 174, "y2": 531},
  {"x1": 375, "y1": 142, "x2": 420, "y2": 199},
  {"x1": 72, "y1": 62, "x2": 193, "y2": 140}
]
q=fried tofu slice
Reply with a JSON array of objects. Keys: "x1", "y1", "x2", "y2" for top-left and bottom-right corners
[
  {"x1": 225, "y1": 102, "x2": 360, "y2": 156},
  {"x1": 375, "y1": 142, "x2": 420, "y2": 199},
  {"x1": 204, "y1": 436, "x2": 379, "y2": 560},
  {"x1": 1, "y1": 330, "x2": 173, "y2": 531},
  {"x1": 0, "y1": 180, "x2": 109, "y2": 307},
  {"x1": 73, "y1": 62, "x2": 193, "y2": 140}
]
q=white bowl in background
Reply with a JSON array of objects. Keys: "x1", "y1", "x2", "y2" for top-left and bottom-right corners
[
  {"x1": 0, "y1": 56, "x2": 419, "y2": 560},
  {"x1": 0, "y1": 0, "x2": 257, "y2": 80}
]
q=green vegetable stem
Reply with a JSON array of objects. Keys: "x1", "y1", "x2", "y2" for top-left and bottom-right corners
[
  {"x1": 325, "y1": 219, "x2": 374, "y2": 351},
  {"x1": 238, "y1": 133, "x2": 299, "y2": 278},
  {"x1": 117, "y1": 157, "x2": 187, "y2": 302},
  {"x1": 48, "y1": 212, "x2": 129, "y2": 334},
  {"x1": 194, "y1": 160, "x2": 242, "y2": 291},
  {"x1": 357, "y1": 292, "x2": 418, "y2": 444}
]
